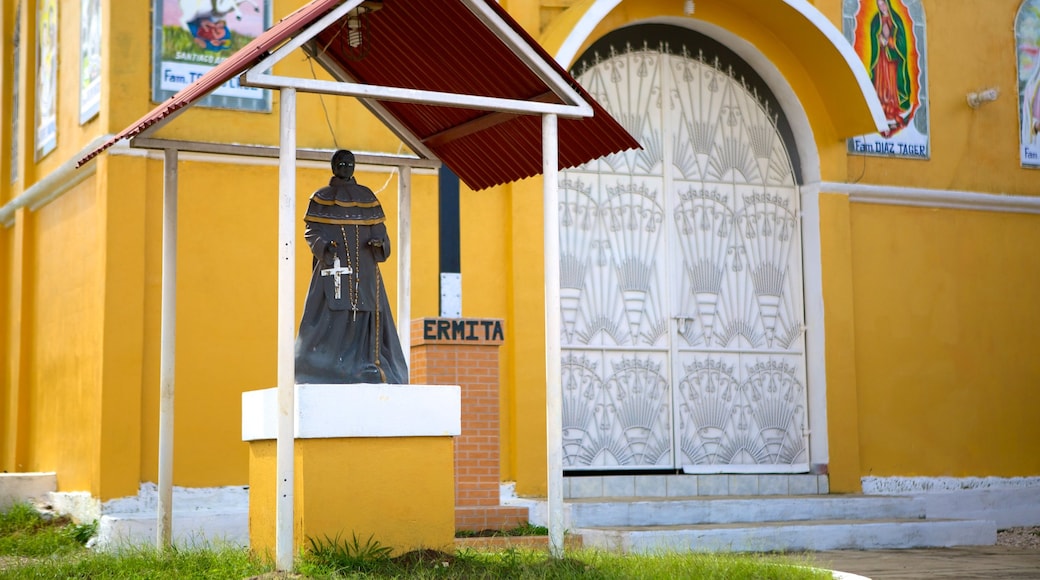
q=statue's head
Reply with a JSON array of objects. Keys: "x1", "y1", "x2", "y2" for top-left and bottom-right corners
[{"x1": 331, "y1": 150, "x2": 355, "y2": 179}]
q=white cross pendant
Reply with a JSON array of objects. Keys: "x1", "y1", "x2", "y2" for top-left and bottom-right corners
[{"x1": 320, "y1": 254, "x2": 353, "y2": 300}]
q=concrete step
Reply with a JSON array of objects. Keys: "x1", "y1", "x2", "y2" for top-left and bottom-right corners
[
  {"x1": 567, "y1": 494, "x2": 926, "y2": 527},
  {"x1": 95, "y1": 508, "x2": 249, "y2": 550},
  {"x1": 0, "y1": 472, "x2": 57, "y2": 511},
  {"x1": 47, "y1": 484, "x2": 251, "y2": 550},
  {"x1": 577, "y1": 518, "x2": 998, "y2": 553}
]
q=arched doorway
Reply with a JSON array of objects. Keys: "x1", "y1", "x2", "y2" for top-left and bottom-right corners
[{"x1": 559, "y1": 24, "x2": 809, "y2": 473}]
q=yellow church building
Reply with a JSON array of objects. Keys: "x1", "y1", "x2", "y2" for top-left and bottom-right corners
[{"x1": 2, "y1": 0, "x2": 1039, "y2": 551}]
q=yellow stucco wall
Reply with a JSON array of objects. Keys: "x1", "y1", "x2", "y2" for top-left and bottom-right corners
[
  {"x1": 3, "y1": 0, "x2": 1040, "y2": 504},
  {"x1": 848, "y1": 203, "x2": 1040, "y2": 478},
  {"x1": 820, "y1": 0, "x2": 1040, "y2": 490},
  {"x1": 818, "y1": 193, "x2": 863, "y2": 493},
  {"x1": 22, "y1": 173, "x2": 106, "y2": 493}
]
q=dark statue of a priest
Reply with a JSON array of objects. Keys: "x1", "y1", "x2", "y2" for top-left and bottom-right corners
[{"x1": 294, "y1": 150, "x2": 409, "y2": 384}]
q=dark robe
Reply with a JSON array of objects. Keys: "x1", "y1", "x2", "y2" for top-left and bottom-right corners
[{"x1": 294, "y1": 176, "x2": 409, "y2": 384}]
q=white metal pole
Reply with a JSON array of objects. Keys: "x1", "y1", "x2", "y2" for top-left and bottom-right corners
[
  {"x1": 542, "y1": 113, "x2": 564, "y2": 557},
  {"x1": 275, "y1": 87, "x2": 297, "y2": 571},
  {"x1": 397, "y1": 165, "x2": 412, "y2": 367},
  {"x1": 157, "y1": 148, "x2": 178, "y2": 550}
]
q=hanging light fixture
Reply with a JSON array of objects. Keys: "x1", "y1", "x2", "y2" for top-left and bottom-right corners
[
  {"x1": 684, "y1": 0, "x2": 695, "y2": 15},
  {"x1": 341, "y1": 0, "x2": 383, "y2": 60}
]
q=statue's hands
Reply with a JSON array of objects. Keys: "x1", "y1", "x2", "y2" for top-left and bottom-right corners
[
  {"x1": 323, "y1": 241, "x2": 338, "y2": 265},
  {"x1": 367, "y1": 238, "x2": 384, "y2": 248}
]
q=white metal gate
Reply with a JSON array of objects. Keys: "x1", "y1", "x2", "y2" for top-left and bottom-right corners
[{"x1": 560, "y1": 39, "x2": 809, "y2": 472}]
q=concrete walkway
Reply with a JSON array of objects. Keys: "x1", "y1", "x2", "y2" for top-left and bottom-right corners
[{"x1": 806, "y1": 546, "x2": 1040, "y2": 579}]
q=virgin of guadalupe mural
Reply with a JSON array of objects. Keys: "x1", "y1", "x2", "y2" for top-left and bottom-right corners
[
  {"x1": 1018, "y1": 0, "x2": 1040, "y2": 168},
  {"x1": 843, "y1": 0, "x2": 929, "y2": 159},
  {"x1": 868, "y1": 0, "x2": 912, "y2": 133}
]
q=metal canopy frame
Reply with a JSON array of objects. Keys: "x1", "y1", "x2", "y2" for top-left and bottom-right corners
[{"x1": 131, "y1": 0, "x2": 591, "y2": 570}]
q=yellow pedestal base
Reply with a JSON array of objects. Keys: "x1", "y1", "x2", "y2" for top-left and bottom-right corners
[
  {"x1": 249, "y1": 437, "x2": 455, "y2": 558},
  {"x1": 243, "y1": 384, "x2": 461, "y2": 558}
]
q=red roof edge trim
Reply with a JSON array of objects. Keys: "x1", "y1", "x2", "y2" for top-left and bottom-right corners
[{"x1": 483, "y1": 0, "x2": 639, "y2": 146}]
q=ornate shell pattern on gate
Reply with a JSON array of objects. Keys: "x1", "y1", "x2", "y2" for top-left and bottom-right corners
[{"x1": 560, "y1": 37, "x2": 808, "y2": 470}]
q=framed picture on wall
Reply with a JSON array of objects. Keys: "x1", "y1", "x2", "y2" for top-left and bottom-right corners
[
  {"x1": 80, "y1": 0, "x2": 102, "y2": 124},
  {"x1": 35, "y1": 0, "x2": 58, "y2": 160},
  {"x1": 842, "y1": 0, "x2": 931, "y2": 159},
  {"x1": 151, "y1": 0, "x2": 272, "y2": 112},
  {"x1": 1018, "y1": 0, "x2": 1040, "y2": 168}
]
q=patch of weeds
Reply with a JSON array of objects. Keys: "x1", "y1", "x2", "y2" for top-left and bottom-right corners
[
  {"x1": 455, "y1": 522, "x2": 550, "y2": 538},
  {"x1": 63, "y1": 520, "x2": 99, "y2": 546},
  {"x1": 299, "y1": 532, "x2": 393, "y2": 576}
]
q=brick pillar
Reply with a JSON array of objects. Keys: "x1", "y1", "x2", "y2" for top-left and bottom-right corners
[{"x1": 411, "y1": 318, "x2": 528, "y2": 532}]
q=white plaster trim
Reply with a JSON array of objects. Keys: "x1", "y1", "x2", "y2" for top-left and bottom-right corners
[
  {"x1": 779, "y1": 0, "x2": 886, "y2": 132},
  {"x1": 242, "y1": 384, "x2": 462, "y2": 441},
  {"x1": 44, "y1": 491, "x2": 102, "y2": 523},
  {"x1": 554, "y1": 0, "x2": 623, "y2": 68},
  {"x1": 47, "y1": 484, "x2": 250, "y2": 550},
  {"x1": 800, "y1": 183, "x2": 828, "y2": 467},
  {"x1": 0, "y1": 135, "x2": 111, "y2": 227},
  {"x1": 552, "y1": 0, "x2": 886, "y2": 133},
  {"x1": 823, "y1": 181, "x2": 1040, "y2": 215},
  {"x1": 863, "y1": 476, "x2": 1040, "y2": 495},
  {"x1": 863, "y1": 476, "x2": 1040, "y2": 527},
  {"x1": 45, "y1": 483, "x2": 251, "y2": 524},
  {"x1": 101, "y1": 482, "x2": 249, "y2": 515}
]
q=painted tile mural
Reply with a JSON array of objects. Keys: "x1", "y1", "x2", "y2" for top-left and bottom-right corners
[
  {"x1": 11, "y1": 0, "x2": 20, "y2": 182},
  {"x1": 1018, "y1": 0, "x2": 1040, "y2": 168},
  {"x1": 843, "y1": 0, "x2": 930, "y2": 159},
  {"x1": 35, "y1": 0, "x2": 58, "y2": 160},
  {"x1": 80, "y1": 0, "x2": 102, "y2": 124},
  {"x1": 152, "y1": 0, "x2": 271, "y2": 111}
]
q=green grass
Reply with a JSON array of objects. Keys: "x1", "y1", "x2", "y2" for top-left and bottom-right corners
[
  {"x1": 298, "y1": 545, "x2": 830, "y2": 579},
  {"x1": 0, "y1": 502, "x2": 94, "y2": 558},
  {"x1": 1, "y1": 544, "x2": 269, "y2": 579},
  {"x1": 162, "y1": 25, "x2": 253, "y2": 58},
  {"x1": 1, "y1": 503, "x2": 828, "y2": 579}
]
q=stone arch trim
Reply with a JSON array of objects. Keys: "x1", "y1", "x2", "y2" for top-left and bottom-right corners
[{"x1": 548, "y1": 0, "x2": 887, "y2": 141}]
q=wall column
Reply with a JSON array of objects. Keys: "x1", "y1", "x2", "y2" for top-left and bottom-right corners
[{"x1": 411, "y1": 317, "x2": 527, "y2": 531}]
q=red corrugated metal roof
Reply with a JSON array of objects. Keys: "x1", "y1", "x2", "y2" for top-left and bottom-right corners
[{"x1": 77, "y1": 0, "x2": 638, "y2": 190}]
